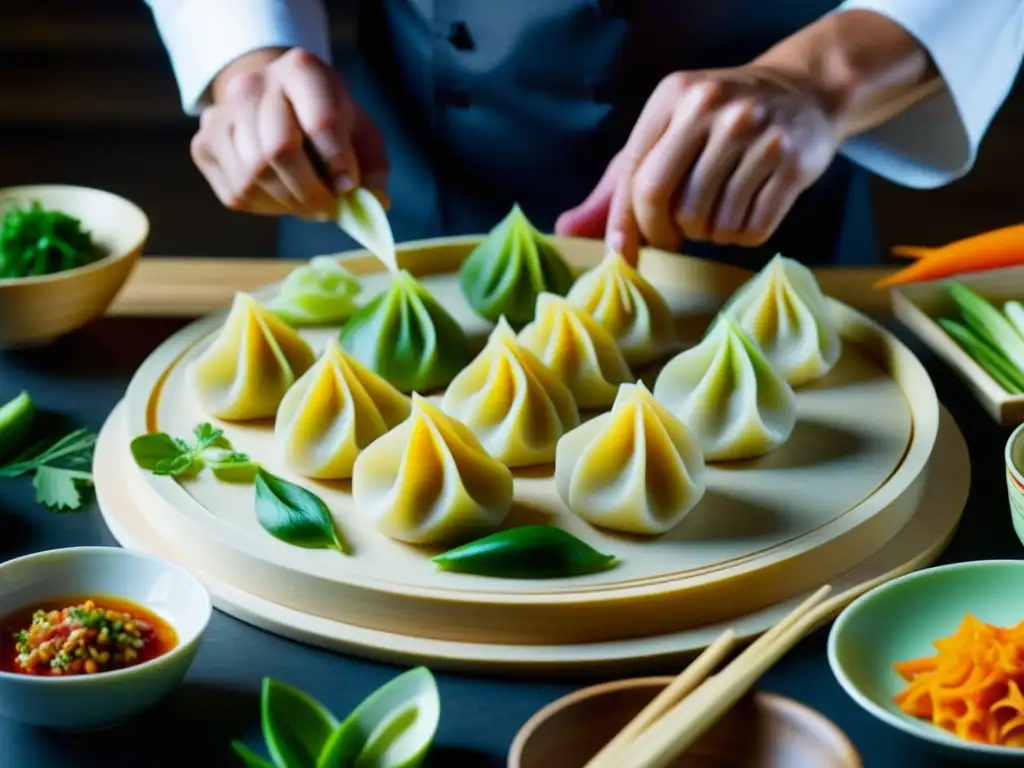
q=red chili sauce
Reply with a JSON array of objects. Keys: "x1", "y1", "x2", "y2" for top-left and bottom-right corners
[{"x1": 0, "y1": 595, "x2": 178, "y2": 677}]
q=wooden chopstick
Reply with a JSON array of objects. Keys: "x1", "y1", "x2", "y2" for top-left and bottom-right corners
[
  {"x1": 583, "y1": 629, "x2": 739, "y2": 768},
  {"x1": 627, "y1": 585, "x2": 833, "y2": 768}
]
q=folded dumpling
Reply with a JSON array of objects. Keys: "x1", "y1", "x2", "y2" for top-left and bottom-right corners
[
  {"x1": 556, "y1": 382, "x2": 706, "y2": 535},
  {"x1": 567, "y1": 250, "x2": 678, "y2": 366},
  {"x1": 274, "y1": 338, "x2": 411, "y2": 479},
  {"x1": 266, "y1": 256, "x2": 362, "y2": 327},
  {"x1": 459, "y1": 204, "x2": 575, "y2": 327},
  {"x1": 723, "y1": 254, "x2": 841, "y2": 386},
  {"x1": 517, "y1": 293, "x2": 632, "y2": 409},
  {"x1": 188, "y1": 292, "x2": 316, "y2": 421},
  {"x1": 652, "y1": 316, "x2": 796, "y2": 461},
  {"x1": 351, "y1": 394, "x2": 514, "y2": 545},
  {"x1": 441, "y1": 316, "x2": 579, "y2": 467},
  {"x1": 339, "y1": 270, "x2": 472, "y2": 393}
]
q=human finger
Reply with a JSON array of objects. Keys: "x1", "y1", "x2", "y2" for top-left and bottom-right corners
[
  {"x1": 743, "y1": 164, "x2": 803, "y2": 246},
  {"x1": 554, "y1": 150, "x2": 624, "y2": 239},
  {"x1": 227, "y1": 101, "x2": 302, "y2": 215},
  {"x1": 351, "y1": 107, "x2": 389, "y2": 196},
  {"x1": 709, "y1": 128, "x2": 785, "y2": 245}
]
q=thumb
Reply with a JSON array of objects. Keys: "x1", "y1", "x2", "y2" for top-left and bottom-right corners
[
  {"x1": 554, "y1": 152, "x2": 623, "y2": 238},
  {"x1": 351, "y1": 107, "x2": 390, "y2": 203}
]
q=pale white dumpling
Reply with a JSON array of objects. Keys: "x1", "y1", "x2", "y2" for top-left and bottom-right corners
[
  {"x1": 653, "y1": 316, "x2": 796, "y2": 461},
  {"x1": 567, "y1": 250, "x2": 678, "y2": 365},
  {"x1": 275, "y1": 339, "x2": 411, "y2": 479},
  {"x1": 517, "y1": 292, "x2": 632, "y2": 409},
  {"x1": 724, "y1": 254, "x2": 841, "y2": 386},
  {"x1": 188, "y1": 292, "x2": 316, "y2": 421},
  {"x1": 556, "y1": 382, "x2": 706, "y2": 535},
  {"x1": 351, "y1": 394, "x2": 514, "y2": 546},
  {"x1": 441, "y1": 317, "x2": 579, "y2": 467}
]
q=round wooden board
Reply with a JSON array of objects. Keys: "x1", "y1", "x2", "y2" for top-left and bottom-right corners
[
  {"x1": 96, "y1": 401, "x2": 968, "y2": 675},
  {"x1": 120, "y1": 240, "x2": 940, "y2": 645}
]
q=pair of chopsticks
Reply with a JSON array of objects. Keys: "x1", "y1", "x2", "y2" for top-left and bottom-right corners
[{"x1": 584, "y1": 584, "x2": 839, "y2": 768}]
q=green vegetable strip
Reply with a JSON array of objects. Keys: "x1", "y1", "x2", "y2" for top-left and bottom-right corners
[
  {"x1": 938, "y1": 317, "x2": 1024, "y2": 394},
  {"x1": 947, "y1": 283, "x2": 1024, "y2": 374},
  {"x1": 1004, "y1": 300, "x2": 1024, "y2": 340}
]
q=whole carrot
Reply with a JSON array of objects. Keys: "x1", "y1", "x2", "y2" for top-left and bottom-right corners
[{"x1": 875, "y1": 224, "x2": 1024, "y2": 289}]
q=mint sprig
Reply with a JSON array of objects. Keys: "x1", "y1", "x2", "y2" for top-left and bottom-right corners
[{"x1": 130, "y1": 422, "x2": 258, "y2": 482}]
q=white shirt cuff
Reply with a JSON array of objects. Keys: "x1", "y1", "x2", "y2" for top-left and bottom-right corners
[
  {"x1": 835, "y1": 0, "x2": 1024, "y2": 188},
  {"x1": 145, "y1": 0, "x2": 332, "y2": 115}
]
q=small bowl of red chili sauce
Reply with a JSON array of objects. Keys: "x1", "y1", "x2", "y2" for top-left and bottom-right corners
[{"x1": 0, "y1": 546, "x2": 211, "y2": 730}]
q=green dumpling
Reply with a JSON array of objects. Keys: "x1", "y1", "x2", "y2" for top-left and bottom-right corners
[
  {"x1": 339, "y1": 270, "x2": 472, "y2": 393},
  {"x1": 459, "y1": 204, "x2": 575, "y2": 327}
]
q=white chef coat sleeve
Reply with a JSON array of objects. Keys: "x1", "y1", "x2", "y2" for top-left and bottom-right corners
[
  {"x1": 144, "y1": 0, "x2": 332, "y2": 115},
  {"x1": 834, "y1": 0, "x2": 1024, "y2": 188}
]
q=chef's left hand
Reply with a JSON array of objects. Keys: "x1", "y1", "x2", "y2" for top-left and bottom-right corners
[{"x1": 556, "y1": 66, "x2": 839, "y2": 262}]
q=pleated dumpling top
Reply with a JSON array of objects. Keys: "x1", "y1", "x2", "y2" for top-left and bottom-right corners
[
  {"x1": 274, "y1": 338, "x2": 411, "y2": 479},
  {"x1": 723, "y1": 254, "x2": 841, "y2": 387},
  {"x1": 188, "y1": 292, "x2": 316, "y2": 421},
  {"x1": 441, "y1": 317, "x2": 579, "y2": 467},
  {"x1": 567, "y1": 250, "x2": 678, "y2": 366},
  {"x1": 351, "y1": 394, "x2": 514, "y2": 546},
  {"x1": 556, "y1": 382, "x2": 706, "y2": 535},
  {"x1": 517, "y1": 293, "x2": 632, "y2": 409},
  {"x1": 653, "y1": 316, "x2": 796, "y2": 461}
]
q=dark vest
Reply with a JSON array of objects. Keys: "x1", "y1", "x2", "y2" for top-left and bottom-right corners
[{"x1": 279, "y1": 0, "x2": 878, "y2": 267}]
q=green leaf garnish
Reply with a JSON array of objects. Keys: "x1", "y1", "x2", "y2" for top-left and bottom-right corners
[
  {"x1": 0, "y1": 201, "x2": 103, "y2": 279},
  {"x1": 254, "y1": 468, "x2": 347, "y2": 552},
  {"x1": 0, "y1": 418, "x2": 97, "y2": 512},
  {"x1": 261, "y1": 678, "x2": 340, "y2": 768},
  {"x1": 230, "y1": 742, "x2": 276, "y2": 768},
  {"x1": 318, "y1": 667, "x2": 440, "y2": 768},
  {"x1": 130, "y1": 422, "x2": 256, "y2": 482}
]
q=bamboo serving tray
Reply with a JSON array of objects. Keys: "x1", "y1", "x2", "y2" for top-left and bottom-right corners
[
  {"x1": 892, "y1": 267, "x2": 1024, "y2": 425},
  {"x1": 93, "y1": 237, "x2": 953, "y2": 669}
]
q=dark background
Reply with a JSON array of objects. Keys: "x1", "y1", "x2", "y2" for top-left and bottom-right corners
[{"x1": 4, "y1": 0, "x2": 1024, "y2": 260}]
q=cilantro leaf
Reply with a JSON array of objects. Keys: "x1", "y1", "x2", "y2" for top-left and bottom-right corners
[{"x1": 32, "y1": 466, "x2": 93, "y2": 511}]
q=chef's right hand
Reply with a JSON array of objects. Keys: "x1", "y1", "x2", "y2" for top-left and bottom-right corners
[{"x1": 190, "y1": 47, "x2": 389, "y2": 219}]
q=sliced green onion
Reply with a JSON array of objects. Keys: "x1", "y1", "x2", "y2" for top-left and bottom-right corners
[
  {"x1": 948, "y1": 283, "x2": 1024, "y2": 373},
  {"x1": 938, "y1": 317, "x2": 1024, "y2": 394},
  {"x1": 1004, "y1": 300, "x2": 1024, "y2": 339}
]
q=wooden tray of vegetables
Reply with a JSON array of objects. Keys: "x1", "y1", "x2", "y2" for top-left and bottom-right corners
[
  {"x1": 886, "y1": 225, "x2": 1024, "y2": 425},
  {"x1": 92, "y1": 201, "x2": 963, "y2": 671}
]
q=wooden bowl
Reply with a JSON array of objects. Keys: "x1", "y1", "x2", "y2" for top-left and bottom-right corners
[
  {"x1": 509, "y1": 676, "x2": 862, "y2": 768},
  {"x1": 0, "y1": 184, "x2": 149, "y2": 347}
]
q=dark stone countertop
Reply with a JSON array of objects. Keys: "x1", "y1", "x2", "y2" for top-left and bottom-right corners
[{"x1": 0, "y1": 316, "x2": 1015, "y2": 768}]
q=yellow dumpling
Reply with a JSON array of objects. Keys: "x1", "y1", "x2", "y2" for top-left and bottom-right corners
[
  {"x1": 517, "y1": 292, "x2": 632, "y2": 409},
  {"x1": 567, "y1": 250, "x2": 678, "y2": 366},
  {"x1": 555, "y1": 382, "x2": 706, "y2": 535},
  {"x1": 188, "y1": 292, "x2": 316, "y2": 421},
  {"x1": 351, "y1": 394, "x2": 514, "y2": 546},
  {"x1": 275, "y1": 339, "x2": 411, "y2": 479},
  {"x1": 441, "y1": 317, "x2": 579, "y2": 467}
]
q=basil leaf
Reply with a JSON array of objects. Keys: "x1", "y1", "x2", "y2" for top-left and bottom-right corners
[
  {"x1": 130, "y1": 433, "x2": 185, "y2": 470},
  {"x1": 255, "y1": 468, "x2": 347, "y2": 552},
  {"x1": 317, "y1": 667, "x2": 439, "y2": 768},
  {"x1": 262, "y1": 678, "x2": 339, "y2": 768},
  {"x1": 231, "y1": 741, "x2": 277, "y2": 768},
  {"x1": 153, "y1": 453, "x2": 197, "y2": 477}
]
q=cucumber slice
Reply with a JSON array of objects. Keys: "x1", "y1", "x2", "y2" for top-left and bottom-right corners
[{"x1": 0, "y1": 391, "x2": 36, "y2": 463}]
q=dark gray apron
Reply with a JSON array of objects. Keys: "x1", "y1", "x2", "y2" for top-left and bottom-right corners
[{"x1": 279, "y1": 0, "x2": 878, "y2": 268}]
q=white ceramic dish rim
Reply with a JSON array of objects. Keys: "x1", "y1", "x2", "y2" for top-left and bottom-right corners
[
  {"x1": 0, "y1": 184, "x2": 150, "y2": 288},
  {"x1": 827, "y1": 559, "x2": 1024, "y2": 758},
  {"x1": 0, "y1": 545, "x2": 212, "y2": 685}
]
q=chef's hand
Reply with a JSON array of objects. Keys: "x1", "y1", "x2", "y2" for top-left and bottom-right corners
[
  {"x1": 556, "y1": 66, "x2": 838, "y2": 263},
  {"x1": 189, "y1": 47, "x2": 389, "y2": 219}
]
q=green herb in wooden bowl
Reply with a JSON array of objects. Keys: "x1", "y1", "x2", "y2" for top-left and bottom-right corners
[{"x1": 0, "y1": 201, "x2": 102, "y2": 279}]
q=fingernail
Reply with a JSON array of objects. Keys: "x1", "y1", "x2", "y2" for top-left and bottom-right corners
[
  {"x1": 607, "y1": 231, "x2": 626, "y2": 253},
  {"x1": 334, "y1": 173, "x2": 355, "y2": 193}
]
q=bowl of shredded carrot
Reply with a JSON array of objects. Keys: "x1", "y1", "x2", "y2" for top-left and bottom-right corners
[{"x1": 828, "y1": 561, "x2": 1024, "y2": 763}]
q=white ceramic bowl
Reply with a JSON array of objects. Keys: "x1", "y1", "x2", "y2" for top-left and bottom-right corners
[
  {"x1": 0, "y1": 546, "x2": 211, "y2": 730},
  {"x1": 1005, "y1": 423, "x2": 1024, "y2": 548}
]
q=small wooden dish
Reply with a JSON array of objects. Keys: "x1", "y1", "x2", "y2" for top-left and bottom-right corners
[
  {"x1": 0, "y1": 184, "x2": 149, "y2": 348},
  {"x1": 508, "y1": 676, "x2": 861, "y2": 768},
  {"x1": 891, "y1": 268, "x2": 1024, "y2": 425}
]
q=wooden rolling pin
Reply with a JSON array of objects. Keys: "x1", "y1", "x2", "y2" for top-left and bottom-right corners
[{"x1": 106, "y1": 257, "x2": 898, "y2": 318}]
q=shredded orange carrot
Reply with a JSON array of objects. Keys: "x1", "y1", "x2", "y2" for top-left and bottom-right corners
[
  {"x1": 890, "y1": 245, "x2": 932, "y2": 260},
  {"x1": 894, "y1": 613, "x2": 1024, "y2": 746},
  {"x1": 876, "y1": 224, "x2": 1024, "y2": 289}
]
